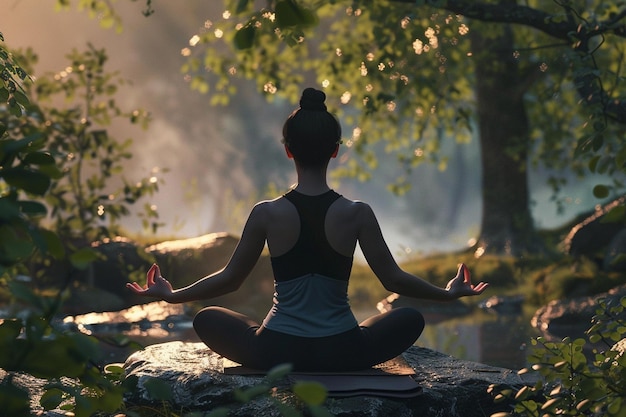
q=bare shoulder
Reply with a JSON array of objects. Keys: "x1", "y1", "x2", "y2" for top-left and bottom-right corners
[
  {"x1": 330, "y1": 196, "x2": 376, "y2": 226},
  {"x1": 250, "y1": 195, "x2": 294, "y2": 221},
  {"x1": 254, "y1": 195, "x2": 292, "y2": 211},
  {"x1": 336, "y1": 196, "x2": 374, "y2": 214}
]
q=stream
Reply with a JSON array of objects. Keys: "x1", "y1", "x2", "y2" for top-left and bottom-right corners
[{"x1": 62, "y1": 300, "x2": 544, "y2": 370}]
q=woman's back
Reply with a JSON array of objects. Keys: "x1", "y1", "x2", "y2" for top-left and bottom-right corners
[{"x1": 262, "y1": 191, "x2": 363, "y2": 259}]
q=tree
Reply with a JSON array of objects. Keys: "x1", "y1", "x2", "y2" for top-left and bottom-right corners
[
  {"x1": 39, "y1": 0, "x2": 626, "y2": 255},
  {"x1": 174, "y1": 0, "x2": 626, "y2": 255}
]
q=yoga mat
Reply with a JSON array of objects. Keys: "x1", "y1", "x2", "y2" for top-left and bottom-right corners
[{"x1": 223, "y1": 356, "x2": 423, "y2": 398}]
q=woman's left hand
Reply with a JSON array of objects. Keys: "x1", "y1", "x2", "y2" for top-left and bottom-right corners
[{"x1": 126, "y1": 264, "x2": 174, "y2": 301}]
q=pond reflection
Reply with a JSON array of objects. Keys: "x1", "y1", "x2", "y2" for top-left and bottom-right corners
[
  {"x1": 417, "y1": 311, "x2": 539, "y2": 370},
  {"x1": 64, "y1": 300, "x2": 542, "y2": 370}
]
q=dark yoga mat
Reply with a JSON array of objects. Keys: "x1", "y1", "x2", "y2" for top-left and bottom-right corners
[{"x1": 223, "y1": 356, "x2": 423, "y2": 398}]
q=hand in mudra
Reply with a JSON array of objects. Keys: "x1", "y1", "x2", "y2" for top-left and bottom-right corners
[
  {"x1": 445, "y1": 263, "x2": 489, "y2": 298},
  {"x1": 126, "y1": 264, "x2": 173, "y2": 300}
]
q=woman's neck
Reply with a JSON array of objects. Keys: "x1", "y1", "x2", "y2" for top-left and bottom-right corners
[{"x1": 293, "y1": 164, "x2": 330, "y2": 195}]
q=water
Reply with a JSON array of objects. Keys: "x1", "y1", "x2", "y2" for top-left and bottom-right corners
[
  {"x1": 65, "y1": 301, "x2": 540, "y2": 370},
  {"x1": 418, "y1": 311, "x2": 538, "y2": 369}
]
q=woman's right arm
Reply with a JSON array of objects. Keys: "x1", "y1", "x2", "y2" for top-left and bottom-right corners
[
  {"x1": 127, "y1": 202, "x2": 269, "y2": 303},
  {"x1": 356, "y1": 202, "x2": 488, "y2": 301}
]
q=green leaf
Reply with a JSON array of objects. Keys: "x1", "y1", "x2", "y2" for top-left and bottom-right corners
[
  {"x1": 607, "y1": 397, "x2": 622, "y2": 415},
  {"x1": 266, "y1": 363, "x2": 292, "y2": 382},
  {"x1": 0, "y1": 382, "x2": 30, "y2": 417},
  {"x1": 588, "y1": 333, "x2": 601, "y2": 343},
  {"x1": 275, "y1": 0, "x2": 317, "y2": 28},
  {"x1": 8, "y1": 97, "x2": 22, "y2": 117},
  {"x1": 234, "y1": 384, "x2": 270, "y2": 402},
  {"x1": 1, "y1": 168, "x2": 51, "y2": 195},
  {"x1": 22, "y1": 341, "x2": 85, "y2": 378},
  {"x1": 592, "y1": 133, "x2": 604, "y2": 151},
  {"x1": 1, "y1": 133, "x2": 44, "y2": 155},
  {"x1": 235, "y1": 0, "x2": 251, "y2": 14},
  {"x1": 40, "y1": 388, "x2": 65, "y2": 411},
  {"x1": 23, "y1": 151, "x2": 55, "y2": 166},
  {"x1": 8, "y1": 281, "x2": 43, "y2": 310},
  {"x1": 0, "y1": 197, "x2": 21, "y2": 220},
  {"x1": 69, "y1": 247, "x2": 101, "y2": 269},
  {"x1": 292, "y1": 381, "x2": 327, "y2": 406},
  {"x1": 38, "y1": 163, "x2": 65, "y2": 179},
  {"x1": 18, "y1": 201, "x2": 47, "y2": 217},
  {"x1": 234, "y1": 24, "x2": 256, "y2": 50},
  {"x1": 12, "y1": 90, "x2": 30, "y2": 107},
  {"x1": 35, "y1": 228, "x2": 65, "y2": 259},
  {"x1": 143, "y1": 377, "x2": 173, "y2": 401},
  {"x1": 593, "y1": 184, "x2": 609, "y2": 199},
  {"x1": 0, "y1": 225, "x2": 34, "y2": 265},
  {"x1": 0, "y1": 319, "x2": 23, "y2": 342}
]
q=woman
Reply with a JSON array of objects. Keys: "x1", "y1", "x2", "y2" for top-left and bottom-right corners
[{"x1": 127, "y1": 88, "x2": 488, "y2": 371}]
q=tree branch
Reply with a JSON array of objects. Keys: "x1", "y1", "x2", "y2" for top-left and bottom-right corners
[
  {"x1": 388, "y1": 0, "x2": 626, "y2": 122},
  {"x1": 390, "y1": 0, "x2": 626, "y2": 42}
]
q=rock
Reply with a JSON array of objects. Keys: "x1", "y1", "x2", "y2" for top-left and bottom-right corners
[
  {"x1": 531, "y1": 284, "x2": 626, "y2": 339},
  {"x1": 122, "y1": 341, "x2": 536, "y2": 417},
  {"x1": 147, "y1": 233, "x2": 274, "y2": 319},
  {"x1": 25, "y1": 233, "x2": 274, "y2": 317},
  {"x1": 478, "y1": 295, "x2": 525, "y2": 315},
  {"x1": 561, "y1": 195, "x2": 626, "y2": 262}
]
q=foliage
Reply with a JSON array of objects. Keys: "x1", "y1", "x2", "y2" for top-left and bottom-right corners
[
  {"x1": 7, "y1": 45, "x2": 164, "y2": 244},
  {"x1": 0, "y1": 282, "x2": 129, "y2": 417},
  {"x1": 172, "y1": 0, "x2": 626, "y2": 255},
  {"x1": 0, "y1": 34, "x2": 64, "y2": 279},
  {"x1": 54, "y1": 0, "x2": 155, "y2": 32},
  {"x1": 0, "y1": 32, "x2": 31, "y2": 117},
  {"x1": 2, "y1": 46, "x2": 162, "y2": 287},
  {"x1": 177, "y1": 0, "x2": 625, "y2": 187},
  {"x1": 126, "y1": 362, "x2": 333, "y2": 417},
  {"x1": 0, "y1": 34, "x2": 163, "y2": 416},
  {"x1": 489, "y1": 295, "x2": 626, "y2": 417},
  {"x1": 42, "y1": 1, "x2": 626, "y2": 255},
  {"x1": 528, "y1": 257, "x2": 626, "y2": 305}
]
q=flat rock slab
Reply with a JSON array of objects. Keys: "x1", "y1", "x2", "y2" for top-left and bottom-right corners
[{"x1": 123, "y1": 341, "x2": 536, "y2": 417}]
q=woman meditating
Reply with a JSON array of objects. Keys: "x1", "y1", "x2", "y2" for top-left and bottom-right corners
[{"x1": 127, "y1": 87, "x2": 488, "y2": 372}]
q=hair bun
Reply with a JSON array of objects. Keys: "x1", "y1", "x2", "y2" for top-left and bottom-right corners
[{"x1": 299, "y1": 88, "x2": 327, "y2": 111}]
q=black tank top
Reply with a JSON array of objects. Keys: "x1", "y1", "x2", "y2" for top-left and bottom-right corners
[{"x1": 270, "y1": 189, "x2": 353, "y2": 282}]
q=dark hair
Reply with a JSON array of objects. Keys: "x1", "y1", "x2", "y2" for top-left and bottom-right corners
[{"x1": 282, "y1": 88, "x2": 342, "y2": 168}]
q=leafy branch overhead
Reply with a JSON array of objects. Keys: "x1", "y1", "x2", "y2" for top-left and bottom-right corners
[
  {"x1": 175, "y1": 0, "x2": 626, "y2": 254},
  {"x1": 0, "y1": 32, "x2": 31, "y2": 116},
  {"x1": 230, "y1": 0, "x2": 625, "y2": 121}
]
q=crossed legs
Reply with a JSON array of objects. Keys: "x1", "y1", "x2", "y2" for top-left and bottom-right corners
[{"x1": 193, "y1": 306, "x2": 425, "y2": 371}]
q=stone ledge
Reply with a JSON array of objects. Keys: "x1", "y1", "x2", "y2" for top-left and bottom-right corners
[{"x1": 122, "y1": 341, "x2": 537, "y2": 417}]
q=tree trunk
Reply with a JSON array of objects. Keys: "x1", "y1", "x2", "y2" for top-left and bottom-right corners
[{"x1": 469, "y1": 19, "x2": 543, "y2": 256}]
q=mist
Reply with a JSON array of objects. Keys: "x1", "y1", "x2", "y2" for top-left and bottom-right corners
[{"x1": 2, "y1": 1, "x2": 608, "y2": 259}]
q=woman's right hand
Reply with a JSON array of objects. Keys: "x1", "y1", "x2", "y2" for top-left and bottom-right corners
[
  {"x1": 126, "y1": 264, "x2": 174, "y2": 301},
  {"x1": 445, "y1": 263, "x2": 489, "y2": 298}
]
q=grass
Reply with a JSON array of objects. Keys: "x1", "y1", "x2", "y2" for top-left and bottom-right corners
[{"x1": 348, "y1": 229, "x2": 626, "y2": 312}]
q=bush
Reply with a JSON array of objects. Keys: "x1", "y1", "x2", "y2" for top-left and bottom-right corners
[
  {"x1": 0, "y1": 39, "x2": 160, "y2": 416},
  {"x1": 489, "y1": 295, "x2": 626, "y2": 417}
]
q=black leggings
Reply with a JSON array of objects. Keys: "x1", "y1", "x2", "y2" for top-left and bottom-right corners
[{"x1": 192, "y1": 306, "x2": 425, "y2": 372}]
